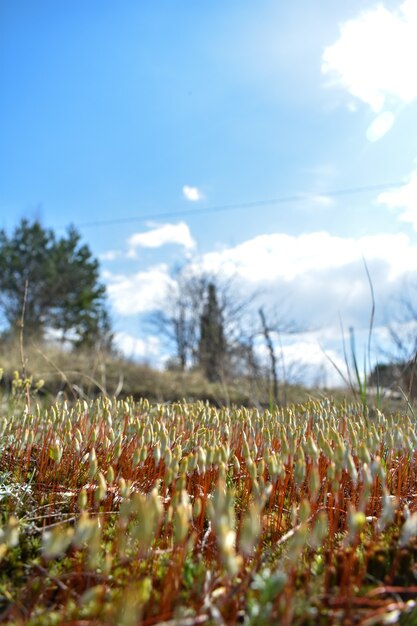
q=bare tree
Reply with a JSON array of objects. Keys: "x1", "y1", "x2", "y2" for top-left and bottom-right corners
[
  {"x1": 147, "y1": 262, "x2": 307, "y2": 400},
  {"x1": 254, "y1": 306, "x2": 303, "y2": 404},
  {"x1": 147, "y1": 264, "x2": 258, "y2": 378},
  {"x1": 148, "y1": 268, "x2": 207, "y2": 370},
  {"x1": 259, "y1": 307, "x2": 279, "y2": 404}
]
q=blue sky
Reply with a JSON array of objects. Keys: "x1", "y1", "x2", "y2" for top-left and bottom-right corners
[{"x1": 1, "y1": 0, "x2": 417, "y2": 385}]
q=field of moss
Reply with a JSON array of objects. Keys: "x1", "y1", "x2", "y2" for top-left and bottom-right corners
[{"x1": 1, "y1": 376, "x2": 417, "y2": 625}]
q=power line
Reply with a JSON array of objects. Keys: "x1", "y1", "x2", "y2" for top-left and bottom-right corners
[{"x1": 67, "y1": 180, "x2": 405, "y2": 229}]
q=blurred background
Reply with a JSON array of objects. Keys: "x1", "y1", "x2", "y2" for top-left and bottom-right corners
[{"x1": 1, "y1": 0, "x2": 417, "y2": 404}]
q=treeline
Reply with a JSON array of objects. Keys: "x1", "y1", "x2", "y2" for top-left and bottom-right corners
[
  {"x1": 3, "y1": 219, "x2": 417, "y2": 401},
  {"x1": 0, "y1": 219, "x2": 293, "y2": 401}
]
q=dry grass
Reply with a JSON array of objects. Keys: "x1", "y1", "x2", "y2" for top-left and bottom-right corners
[{"x1": 0, "y1": 339, "x2": 331, "y2": 407}]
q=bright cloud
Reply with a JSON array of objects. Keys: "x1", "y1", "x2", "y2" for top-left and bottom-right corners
[
  {"x1": 254, "y1": 327, "x2": 352, "y2": 388},
  {"x1": 322, "y1": 0, "x2": 417, "y2": 113},
  {"x1": 186, "y1": 229, "x2": 417, "y2": 339},
  {"x1": 103, "y1": 231, "x2": 417, "y2": 380},
  {"x1": 200, "y1": 231, "x2": 417, "y2": 283},
  {"x1": 105, "y1": 265, "x2": 174, "y2": 315},
  {"x1": 104, "y1": 230, "x2": 417, "y2": 335},
  {"x1": 99, "y1": 250, "x2": 121, "y2": 262},
  {"x1": 378, "y1": 170, "x2": 417, "y2": 230},
  {"x1": 280, "y1": 339, "x2": 346, "y2": 388},
  {"x1": 366, "y1": 111, "x2": 396, "y2": 142},
  {"x1": 127, "y1": 222, "x2": 195, "y2": 256},
  {"x1": 183, "y1": 185, "x2": 204, "y2": 201},
  {"x1": 114, "y1": 331, "x2": 162, "y2": 362}
]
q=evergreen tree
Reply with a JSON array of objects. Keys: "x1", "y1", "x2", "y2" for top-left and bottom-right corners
[
  {"x1": 0, "y1": 219, "x2": 111, "y2": 348},
  {"x1": 198, "y1": 283, "x2": 226, "y2": 382}
]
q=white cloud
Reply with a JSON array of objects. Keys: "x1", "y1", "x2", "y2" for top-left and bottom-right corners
[
  {"x1": 114, "y1": 331, "x2": 162, "y2": 362},
  {"x1": 378, "y1": 170, "x2": 417, "y2": 230},
  {"x1": 103, "y1": 230, "x2": 417, "y2": 383},
  {"x1": 127, "y1": 222, "x2": 195, "y2": 257},
  {"x1": 183, "y1": 185, "x2": 204, "y2": 201},
  {"x1": 366, "y1": 111, "x2": 396, "y2": 142},
  {"x1": 322, "y1": 1, "x2": 417, "y2": 113},
  {"x1": 254, "y1": 327, "x2": 350, "y2": 388},
  {"x1": 105, "y1": 264, "x2": 174, "y2": 315},
  {"x1": 184, "y1": 229, "x2": 417, "y2": 342},
  {"x1": 199, "y1": 231, "x2": 417, "y2": 283},
  {"x1": 269, "y1": 323, "x2": 398, "y2": 388},
  {"x1": 99, "y1": 250, "x2": 121, "y2": 262},
  {"x1": 280, "y1": 339, "x2": 346, "y2": 388}
]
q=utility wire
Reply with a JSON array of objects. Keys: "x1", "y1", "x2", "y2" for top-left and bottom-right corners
[{"x1": 69, "y1": 180, "x2": 405, "y2": 229}]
